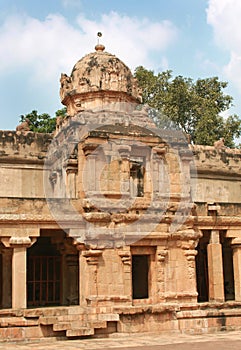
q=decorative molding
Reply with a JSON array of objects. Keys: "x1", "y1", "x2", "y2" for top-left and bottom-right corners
[
  {"x1": 83, "y1": 249, "x2": 103, "y2": 265},
  {"x1": 118, "y1": 249, "x2": 131, "y2": 266},
  {"x1": 156, "y1": 249, "x2": 168, "y2": 263},
  {"x1": 1, "y1": 236, "x2": 36, "y2": 248}
]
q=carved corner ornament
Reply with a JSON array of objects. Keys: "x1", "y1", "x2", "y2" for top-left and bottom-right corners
[
  {"x1": 83, "y1": 249, "x2": 103, "y2": 265},
  {"x1": 157, "y1": 248, "x2": 168, "y2": 263},
  {"x1": 118, "y1": 249, "x2": 131, "y2": 266}
]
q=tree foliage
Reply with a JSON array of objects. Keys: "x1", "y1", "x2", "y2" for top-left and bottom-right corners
[
  {"x1": 134, "y1": 66, "x2": 241, "y2": 147},
  {"x1": 19, "y1": 108, "x2": 67, "y2": 133},
  {"x1": 19, "y1": 68, "x2": 241, "y2": 147}
]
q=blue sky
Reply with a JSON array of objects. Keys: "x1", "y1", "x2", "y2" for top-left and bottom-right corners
[{"x1": 0, "y1": 0, "x2": 241, "y2": 130}]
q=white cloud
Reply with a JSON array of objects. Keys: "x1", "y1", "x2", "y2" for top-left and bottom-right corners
[
  {"x1": 0, "y1": 11, "x2": 178, "y2": 129},
  {"x1": 77, "y1": 12, "x2": 178, "y2": 70},
  {"x1": 207, "y1": 0, "x2": 241, "y2": 93},
  {"x1": 0, "y1": 13, "x2": 85, "y2": 81},
  {"x1": 0, "y1": 11, "x2": 178, "y2": 84}
]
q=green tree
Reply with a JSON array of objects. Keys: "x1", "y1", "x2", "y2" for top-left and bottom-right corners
[
  {"x1": 19, "y1": 108, "x2": 67, "y2": 133},
  {"x1": 134, "y1": 66, "x2": 241, "y2": 147}
]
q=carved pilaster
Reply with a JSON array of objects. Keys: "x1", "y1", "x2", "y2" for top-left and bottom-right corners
[
  {"x1": 182, "y1": 241, "x2": 197, "y2": 280},
  {"x1": 181, "y1": 241, "x2": 198, "y2": 300},
  {"x1": 118, "y1": 247, "x2": 132, "y2": 299},
  {"x1": 82, "y1": 249, "x2": 103, "y2": 305},
  {"x1": 184, "y1": 249, "x2": 198, "y2": 278},
  {"x1": 152, "y1": 146, "x2": 168, "y2": 197},
  {"x1": 118, "y1": 146, "x2": 131, "y2": 194},
  {"x1": 65, "y1": 157, "x2": 78, "y2": 198},
  {"x1": 156, "y1": 247, "x2": 168, "y2": 301}
]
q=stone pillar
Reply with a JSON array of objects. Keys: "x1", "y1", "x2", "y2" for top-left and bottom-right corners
[
  {"x1": 1, "y1": 249, "x2": 12, "y2": 308},
  {"x1": 1, "y1": 234, "x2": 37, "y2": 309},
  {"x1": 231, "y1": 239, "x2": 241, "y2": 301},
  {"x1": 12, "y1": 246, "x2": 27, "y2": 309},
  {"x1": 207, "y1": 230, "x2": 224, "y2": 302}
]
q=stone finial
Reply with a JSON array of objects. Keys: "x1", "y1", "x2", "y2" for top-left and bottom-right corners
[
  {"x1": 95, "y1": 31, "x2": 105, "y2": 51},
  {"x1": 59, "y1": 40, "x2": 142, "y2": 116},
  {"x1": 95, "y1": 44, "x2": 105, "y2": 52},
  {"x1": 214, "y1": 137, "x2": 225, "y2": 150},
  {"x1": 16, "y1": 118, "x2": 30, "y2": 132}
]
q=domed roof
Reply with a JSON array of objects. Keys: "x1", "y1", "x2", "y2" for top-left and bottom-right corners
[{"x1": 60, "y1": 45, "x2": 142, "y2": 115}]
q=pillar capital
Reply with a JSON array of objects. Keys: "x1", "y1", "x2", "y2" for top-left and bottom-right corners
[
  {"x1": 231, "y1": 237, "x2": 241, "y2": 247},
  {"x1": 1, "y1": 236, "x2": 36, "y2": 248}
]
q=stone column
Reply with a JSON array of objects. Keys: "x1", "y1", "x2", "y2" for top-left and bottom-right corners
[
  {"x1": 1, "y1": 234, "x2": 37, "y2": 309},
  {"x1": 1, "y1": 249, "x2": 12, "y2": 308},
  {"x1": 207, "y1": 230, "x2": 224, "y2": 302},
  {"x1": 231, "y1": 239, "x2": 241, "y2": 301},
  {"x1": 12, "y1": 246, "x2": 27, "y2": 309}
]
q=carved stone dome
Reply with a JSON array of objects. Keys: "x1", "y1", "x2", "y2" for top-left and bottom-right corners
[{"x1": 60, "y1": 45, "x2": 142, "y2": 116}]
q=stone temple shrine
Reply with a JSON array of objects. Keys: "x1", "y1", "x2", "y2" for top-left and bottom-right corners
[{"x1": 1, "y1": 42, "x2": 241, "y2": 341}]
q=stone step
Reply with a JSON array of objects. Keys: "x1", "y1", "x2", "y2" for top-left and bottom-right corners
[
  {"x1": 0, "y1": 316, "x2": 38, "y2": 327},
  {"x1": 98, "y1": 313, "x2": 120, "y2": 322},
  {"x1": 53, "y1": 321, "x2": 71, "y2": 332},
  {"x1": 66, "y1": 327, "x2": 95, "y2": 337},
  {"x1": 39, "y1": 316, "x2": 59, "y2": 325},
  {"x1": 88, "y1": 320, "x2": 107, "y2": 329}
]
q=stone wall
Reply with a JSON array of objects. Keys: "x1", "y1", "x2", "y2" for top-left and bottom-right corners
[{"x1": 191, "y1": 144, "x2": 241, "y2": 203}]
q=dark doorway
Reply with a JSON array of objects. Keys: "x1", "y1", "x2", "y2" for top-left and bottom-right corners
[
  {"x1": 27, "y1": 237, "x2": 61, "y2": 307},
  {"x1": 196, "y1": 231, "x2": 210, "y2": 302},
  {"x1": 221, "y1": 234, "x2": 235, "y2": 301},
  {"x1": 132, "y1": 255, "x2": 149, "y2": 299}
]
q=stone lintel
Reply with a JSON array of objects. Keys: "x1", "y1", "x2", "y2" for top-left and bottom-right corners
[{"x1": 0, "y1": 227, "x2": 39, "y2": 237}]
